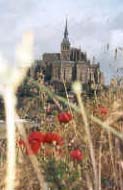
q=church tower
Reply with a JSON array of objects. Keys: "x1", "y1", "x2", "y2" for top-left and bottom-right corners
[{"x1": 61, "y1": 19, "x2": 71, "y2": 61}]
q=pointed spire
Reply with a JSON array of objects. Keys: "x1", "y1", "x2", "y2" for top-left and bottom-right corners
[{"x1": 64, "y1": 18, "x2": 68, "y2": 40}]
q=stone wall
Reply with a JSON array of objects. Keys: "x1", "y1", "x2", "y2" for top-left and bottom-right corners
[
  {"x1": 76, "y1": 63, "x2": 89, "y2": 84},
  {"x1": 60, "y1": 62, "x2": 74, "y2": 82},
  {"x1": 51, "y1": 62, "x2": 61, "y2": 81}
]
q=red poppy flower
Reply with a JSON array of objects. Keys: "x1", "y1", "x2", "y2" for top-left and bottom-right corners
[
  {"x1": 44, "y1": 133, "x2": 64, "y2": 145},
  {"x1": 26, "y1": 140, "x2": 41, "y2": 155},
  {"x1": 28, "y1": 131, "x2": 45, "y2": 144},
  {"x1": 98, "y1": 106, "x2": 108, "y2": 115},
  {"x1": 70, "y1": 149, "x2": 83, "y2": 161},
  {"x1": 17, "y1": 132, "x2": 44, "y2": 155},
  {"x1": 25, "y1": 131, "x2": 45, "y2": 155},
  {"x1": 58, "y1": 112, "x2": 72, "y2": 123}
]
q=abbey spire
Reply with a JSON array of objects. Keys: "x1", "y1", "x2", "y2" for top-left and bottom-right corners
[
  {"x1": 61, "y1": 18, "x2": 71, "y2": 60},
  {"x1": 64, "y1": 19, "x2": 69, "y2": 40}
]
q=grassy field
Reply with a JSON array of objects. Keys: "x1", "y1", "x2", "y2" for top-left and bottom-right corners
[{"x1": 0, "y1": 81, "x2": 123, "y2": 190}]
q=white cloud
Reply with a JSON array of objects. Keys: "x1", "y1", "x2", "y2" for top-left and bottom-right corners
[{"x1": 111, "y1": 30, "x2": 123, "y2": 47}]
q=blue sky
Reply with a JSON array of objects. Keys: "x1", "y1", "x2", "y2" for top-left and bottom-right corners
[{"x1": 1, "y1": 0, "x2": 123, "y2": 82}]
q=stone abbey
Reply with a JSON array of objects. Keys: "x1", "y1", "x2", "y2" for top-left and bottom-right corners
[{"x1": 34, "y1": 20, "x2": 104, "y2": 92}]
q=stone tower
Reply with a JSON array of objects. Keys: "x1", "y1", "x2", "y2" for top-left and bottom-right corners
[
  {"x1": 61, "y1": 19, "x2": 71, "y2": 61},
  {"x1": 40, "y1": 19, "x2": 104, "y2": 91}
]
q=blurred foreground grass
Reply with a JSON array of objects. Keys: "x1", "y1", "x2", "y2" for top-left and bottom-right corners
[{"x1": 0, "y1": 79, "x2": 123, "y2": 190}]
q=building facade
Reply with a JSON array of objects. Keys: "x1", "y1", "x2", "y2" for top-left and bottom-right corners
[{"x1": 34, "y1": 20, "x2": 104, "y2": 92}]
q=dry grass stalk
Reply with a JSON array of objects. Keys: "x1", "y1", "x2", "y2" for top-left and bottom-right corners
[
  {"x1": 73, "y1": 82, "x2": 98, "y2": 190},
  {"x1": 4, "y1": 88, "x2": 16, "y2": 190}
]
